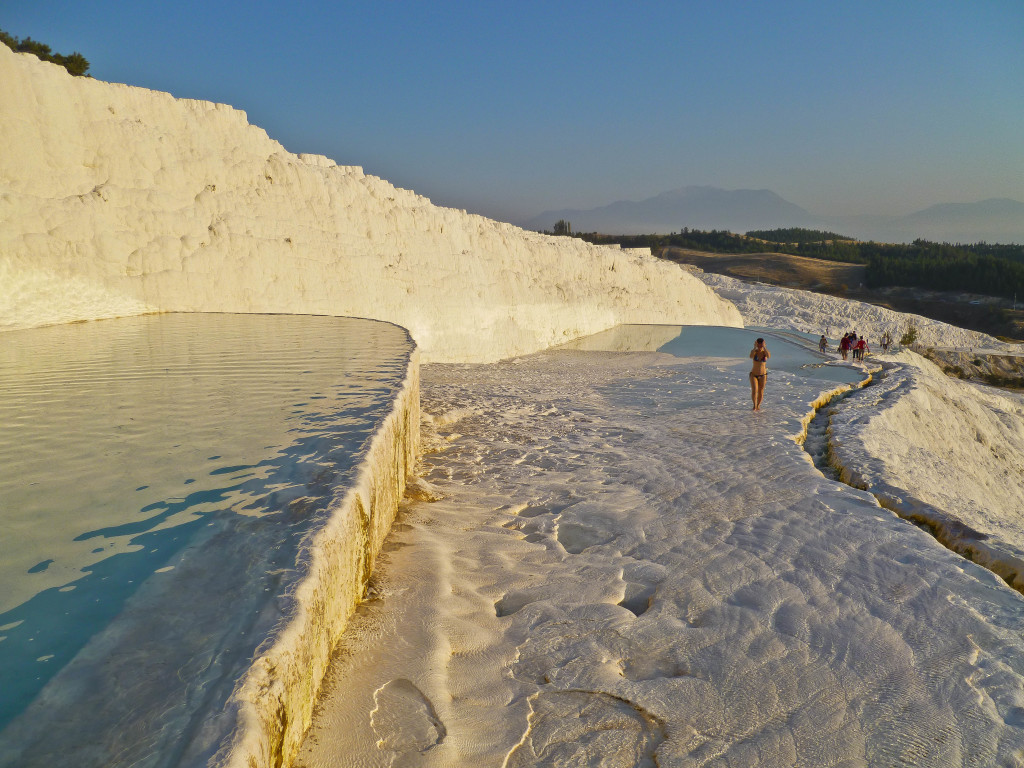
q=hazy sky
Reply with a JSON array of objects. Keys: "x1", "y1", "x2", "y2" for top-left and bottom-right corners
[{"x1": 5, "y1": 1, "x2": 1023, "y2": 224}]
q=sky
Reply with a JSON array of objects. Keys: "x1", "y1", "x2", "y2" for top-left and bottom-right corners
[{"x1": 4, "y1": 1, "x2": 1023, "y2": 225}]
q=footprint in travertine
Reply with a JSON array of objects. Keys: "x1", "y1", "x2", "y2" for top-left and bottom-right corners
[
  {"x1": 555, "y1": 521, "x2": 612, "y2": 554},
  {"x1": 505, "y1": 690, "x2": 664, "y2": 767},
  {"x1": 404, "y1": 476, "x2": 444, "y2": 502},
  {"x1": 618, "y1": 581, "x2": 657, "y2": 617},
  {"x1": 370, "y1": 679, "x2": 446, "y2": 763},
  {"x1": 620, "y1": 654, "x2": 694, "y2": 682},
  {"x1": 516, "y1": 504, "x2": 553, "y2": 518},
  {"x1": 495, "y1": 589, "x2": 542, "y2": 617}
]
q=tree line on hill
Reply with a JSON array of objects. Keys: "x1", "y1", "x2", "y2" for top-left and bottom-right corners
[
  {"x1": 1, "y1": 28, "x2": 90, "y2": 76},
  {"x1": 865, "y1": 247, "x2": 1024, "y2": 300},
  {"x1": 745, "y1": 228, "x2": 853, "y2": 244},
  {"x1": 543, "y1": 224, "x2": 1024, "y2": 301}
]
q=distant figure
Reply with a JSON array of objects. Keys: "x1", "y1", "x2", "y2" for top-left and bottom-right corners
[
  {"x1": 819, "y1": 335, "x2": 828, "y2": 353},
  {"x1": 881, "y1": 331, "x2": 892, "y2": 353},
  {"x1": 854, "y1": 335, "x2": 868, "y2": 361},
  {"x1": 839, "y1": 333, "x2": 851, "y2": 361},
  {"x1": 749, "y1": 337, "x2": 770, "y2": 411}
]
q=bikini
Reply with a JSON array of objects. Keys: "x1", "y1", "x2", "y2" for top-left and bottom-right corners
[{"x1": 752, "y1": 351, "x2": 768, "y2": 379}]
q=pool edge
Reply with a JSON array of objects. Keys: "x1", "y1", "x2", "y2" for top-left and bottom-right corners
[{"x1": 217, "y1": 346, "x2": 421, "y2": 768}]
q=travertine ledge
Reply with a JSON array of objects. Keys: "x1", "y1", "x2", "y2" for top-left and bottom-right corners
[
  {"x1": 217, "y1": 352, "x2": 420, "y2": 768},
  {"x1": 0, "y1": 46, "x2": 740, "y2": 363}
]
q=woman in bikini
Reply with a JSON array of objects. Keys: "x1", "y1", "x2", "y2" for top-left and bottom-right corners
[{"x1": 749, "y1": 337, "x2": 770, "y2": 411}]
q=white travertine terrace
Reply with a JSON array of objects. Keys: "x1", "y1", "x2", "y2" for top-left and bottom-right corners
[
  {"x1": 693, "y1": 269, "x2": 1023, "y2": 353},
  {"x1": 0, "y1": 46, "x2": 740, "y2": 363},
  {"x1": 829, "y1": 350, "x2": 1024, "y2": 589},
  {"x1": 698, "y1": 269, "x2": 1024, "y2": 588},
  {"x1": 226, "y1": 354, "x2": 421, "y2": 768},
  {"x1": 0, "y1": 44, "x2": 740, "y2": 768},
  {"x1": 0, "y1": 317, "x2": 420, "y2": 768},
  {"x1": 7, "y1": 42, "x2": 1024, "y2": 768},
  {"x1": 299, "y1": 340, "x2": 1024, "y2": 767}
]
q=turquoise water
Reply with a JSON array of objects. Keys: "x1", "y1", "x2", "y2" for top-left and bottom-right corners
[
  {"x1": 562, "y1": 324, "x2": 865, "y2": 385},
  {"x1": 658, "y1": 326, "x2": 865, "y2": 384},
  {"x1": 0, "y1": 314, "x2": 412, "y2": 764}
]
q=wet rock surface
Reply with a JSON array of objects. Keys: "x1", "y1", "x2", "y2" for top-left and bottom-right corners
[{"x1": 299, "y1": 346, "x2": 1024, "y2": 767}]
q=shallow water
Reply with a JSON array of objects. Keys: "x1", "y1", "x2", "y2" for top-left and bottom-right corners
[
  {"x1": 0, "y1": 314, "x2": 412, "y2": 759},
  {"x1": 561, "y1": 324, "x2": 865, "y2": 385},
  {"x1": 300, "y1": 328, "x2": 1024, "y2": 767}
]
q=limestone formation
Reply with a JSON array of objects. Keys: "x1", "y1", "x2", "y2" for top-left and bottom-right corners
[{"x1": 0, "y1": 46, "x2": 740, "y2": 362}]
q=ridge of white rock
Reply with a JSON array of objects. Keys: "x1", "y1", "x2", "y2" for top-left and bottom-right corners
[
  {"x1": 219, "y1": 351, "x2": 420, "y2": 768},
  {"x1": 692, "y1": 269, "x2": 1023, "y2": 353},
  {"x1": 827, "y1": 350, "x2": 1024, "y2": 589},
  {"x1": 0, "y1": 46, "x2": 740, "y2": 362}
]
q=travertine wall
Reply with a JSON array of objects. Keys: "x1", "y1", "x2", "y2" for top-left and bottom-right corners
[
  {"x1": 225, "y1": 352, "x2": 421, "y2": 768},
  {"x1": 0, "y1": 46, "x2": 740, "y2": 362}
]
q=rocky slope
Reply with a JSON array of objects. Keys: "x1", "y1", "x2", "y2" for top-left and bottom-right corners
[{"x1": 0, "y1": 47, "x2": 739, "y2": 363}]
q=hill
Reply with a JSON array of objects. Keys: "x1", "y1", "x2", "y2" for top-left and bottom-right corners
[
  {"x1": 525, "y1": 186, "x2": 819, "y2": 235},
  {"x1": 660, "y1": 246, "x2": 866, "y2": 293},
  {"x1": 889, "y1": 198, "x2": 1024, "y2": 244},
  {"x1": 661, "y1": 246, "x2": 1024, "y2": 341},
  {"x1": 528, "y1": 189, "x2": 1024, "y2": 245}
]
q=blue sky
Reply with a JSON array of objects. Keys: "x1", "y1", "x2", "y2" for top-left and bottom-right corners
[{"x1": 5, "y1": 1, "x2": 1023, "y2": 224}]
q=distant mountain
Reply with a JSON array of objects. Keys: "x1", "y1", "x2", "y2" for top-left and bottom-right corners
[
  {"x1": 523, "y1": 186, "x2": 820, "y2": 236},
  {"x1": 525, "y1": 188, "x2": 1024, "y2": 244},
  {"x1": 849, "y1": 198, "x2": 1024, "y2": 244}
]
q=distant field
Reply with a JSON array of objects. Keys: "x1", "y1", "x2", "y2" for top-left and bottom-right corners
[
  {"x1": 660, "y1": 247, "x2": 867, "y2": 292},
  {"x1": 660, "y1": 246, "x2": 1024, "y2": 342}
]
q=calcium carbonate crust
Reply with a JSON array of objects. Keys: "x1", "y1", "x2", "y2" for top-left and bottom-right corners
[
  {"x1": 217, "y1": 351, "x2": 421, "y2": 768},
  {"x1": 827, "y1": 350, "x2": 1024, "y2": 590},
  {"x1": 0, "y1": 46, "x2": 741, "y2": 363},
  {"x1": 693, "y1": 269, "x2": 1022, "y2": 353}
]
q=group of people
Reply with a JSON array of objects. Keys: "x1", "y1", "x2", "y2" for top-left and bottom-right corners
[
  {"x1": 751, "y1": 327, "x2": 898, "y2": 412},
  {"x1": 838, "y1": 332, "x2": 869, "y2": 361},
  {"x1": 819, "y1": 330, "x2": 895, "y2": 360}
]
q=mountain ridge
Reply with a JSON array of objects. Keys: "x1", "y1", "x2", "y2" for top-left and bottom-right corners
[{"x1": 524, "y1": 187, "x2": 1024, "y2": 244}]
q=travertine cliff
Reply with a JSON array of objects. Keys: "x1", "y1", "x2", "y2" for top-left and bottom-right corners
[{"x1": 0, "y1": 46, "x2": 740, "y2": 362}]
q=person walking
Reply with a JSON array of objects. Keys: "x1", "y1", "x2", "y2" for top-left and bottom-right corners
[
  {"x1": 749, "y1": 337, "x2": 770, "y2": 411},
  {"x1": 856, "y1": 336, "x2": 869, "y2": 360}
]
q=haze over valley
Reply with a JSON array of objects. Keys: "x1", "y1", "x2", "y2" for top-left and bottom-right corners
[{"x1": 526, "y1": 186, "x2": 1024, "y2": 244}]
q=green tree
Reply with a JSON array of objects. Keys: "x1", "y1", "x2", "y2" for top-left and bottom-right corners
[
  {"x1": 899, "y1": 321, "x2": 918, "y2": 347},
  {"x1": 55, "y1": 52, "x2": 90, "y2": 77},
  {"x1": 0, "y1": 27, "x2": 90, "y2": 76},
  {"x1": 553, "y1": 219, "x2": 572, "y2": 236}
]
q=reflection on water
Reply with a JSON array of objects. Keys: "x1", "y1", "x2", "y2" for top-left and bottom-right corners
[
  {"x1": 0, "y1": 314, "x2": 412, "y2": 764},
  {"x1": 561, "y1": 325, "x2": 865, "y2": 385}
]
